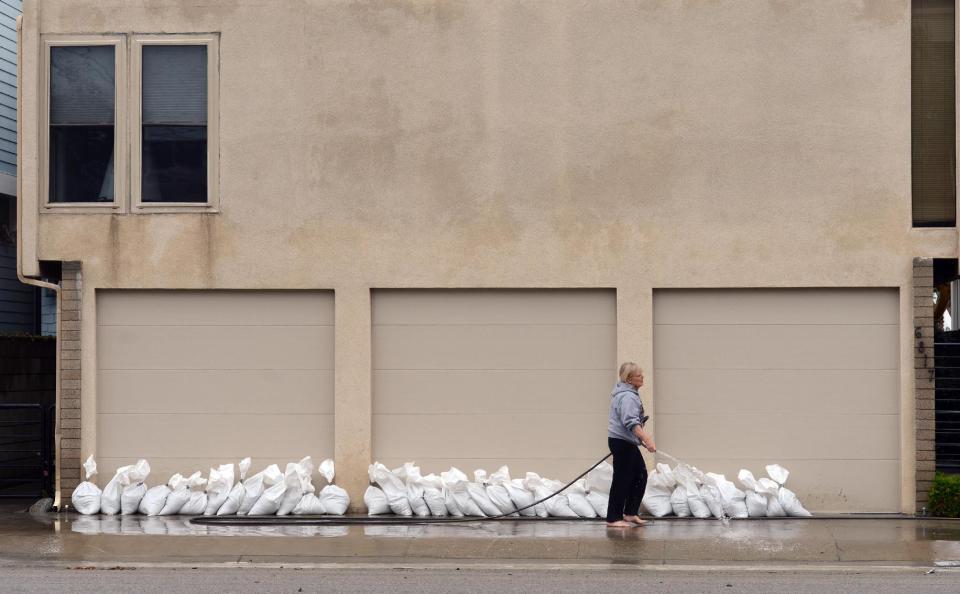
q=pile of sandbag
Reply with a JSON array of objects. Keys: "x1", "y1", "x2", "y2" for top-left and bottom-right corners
[
  {"x1": 70, "y1": 455, "x2": 349, "y2": 516},
  {"x1": 642, "y1": 462, "x2": 811, "y2": 519},
  {"x1": 363, "y1": 461, "x2": 614, "y2": 518}
]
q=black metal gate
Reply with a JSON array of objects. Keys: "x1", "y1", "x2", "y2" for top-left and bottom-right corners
[
  {"x1": 935, "y1": 331, "x2": 960, "y2": 473},
  {"x1": 0, "y1": 404, "x2": 55, "y2": 498}
]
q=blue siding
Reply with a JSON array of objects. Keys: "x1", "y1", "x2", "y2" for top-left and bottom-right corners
[
  {"x1": 0, "y1": 244, "x2": 36, "y2": 334},
  {"x1": 40, "y1": 288, "x2": 56, "y2": 336},
  {"x1": 0, "y1": 0, "x2": 18, "y2": 176},
  {"x1": 0, "y1": 2, "x2": 24, "y2": 333}
]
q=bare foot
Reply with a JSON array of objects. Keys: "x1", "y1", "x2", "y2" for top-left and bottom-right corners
[
  {"x1": 606, "y1": 520, "x2": 635, "y2": 528},
  {"x1": 624, "y1": 515, "x2": 647, "y2": 526}
]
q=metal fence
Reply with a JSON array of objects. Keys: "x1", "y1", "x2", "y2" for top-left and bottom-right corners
[{"x1": 0, "y1": 404, "x2": 54, "y2": 498}]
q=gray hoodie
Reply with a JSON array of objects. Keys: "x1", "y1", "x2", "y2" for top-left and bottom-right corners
[{"x1": 608, "y1": 382, "x2": 645, "y2": 445}]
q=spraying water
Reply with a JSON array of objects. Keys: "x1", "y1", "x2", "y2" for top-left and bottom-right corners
[
  {"x1": 654, "y1": 449, "x2": 681, "y2": 465},
  {"x1": 651, "y1": 448, "x2": 730, "y2": 525}
]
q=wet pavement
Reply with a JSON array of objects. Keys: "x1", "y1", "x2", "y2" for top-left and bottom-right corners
[{"x1": 2, "y1": 512, "x2": 960, "y2": 569}]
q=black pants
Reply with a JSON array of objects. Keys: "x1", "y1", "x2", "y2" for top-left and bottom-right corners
[{"x1": 606, "y1": 437, "x2": 648, "y2": 522}]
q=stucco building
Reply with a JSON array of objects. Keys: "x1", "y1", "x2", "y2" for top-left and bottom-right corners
[{"x1": 14, "y1": 0, "x2": 959, "y2": 513}]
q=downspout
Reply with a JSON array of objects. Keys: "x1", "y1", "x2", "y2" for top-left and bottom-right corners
[{"x1": 14, "y1": 14, "x2": 64, "y2": 509}]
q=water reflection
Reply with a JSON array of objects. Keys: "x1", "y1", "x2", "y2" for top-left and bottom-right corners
[
  {"x1": 68, "y1": 515, "x2": 349, "y2": 538},
  {"x1": 62, "y1": 515, "x2": 960, "y2": 544}
]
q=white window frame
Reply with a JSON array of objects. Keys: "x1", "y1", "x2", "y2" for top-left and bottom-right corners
[
  {"x1": 40, "y1": 35, "x2": 126, "y2": 212},
  {"x1": 130, "y1": 34, "x2": 219, "y2": 213}
]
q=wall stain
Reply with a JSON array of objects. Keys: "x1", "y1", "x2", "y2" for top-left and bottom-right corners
[
  {"x1": 856, "y1": 0, "x2": 906, "y2": 28},
  {"x1": 108, "y1": 215, "x2": 120, "y2": 286},
  {"x1": 347, "y1": 0, "x2": 466, "y2": 36}
]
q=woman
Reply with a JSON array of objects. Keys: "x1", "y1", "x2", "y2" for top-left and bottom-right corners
[{"x1": 606, "y1": 362, "x2": 656, "y2": 528}]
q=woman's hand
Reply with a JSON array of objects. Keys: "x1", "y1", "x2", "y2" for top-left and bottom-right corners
[{"x1": 643, "y1": 439, "x2": 657, "y2": 453}]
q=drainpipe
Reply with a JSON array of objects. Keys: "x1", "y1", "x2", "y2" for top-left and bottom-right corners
[{"x1": 15, "y1": 14, "x2": 64, "y2": 509}]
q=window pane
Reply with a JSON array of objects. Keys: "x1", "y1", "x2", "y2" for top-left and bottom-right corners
[
  {"x1": 142, "y1": 45, "x2": 207, "y2": 125},
  {"x1": 49, "y1": 45, "x2": 115, "y2": 203},
  {"x1": 50, "y1": 45, "x2": 115, "y2": 125},
  {"x1": 141, "y1": 125, "x2": 207, "y2": 203},
  {"x1": 912, "y1": 0, "x2": 956, "y2": 226},
  {"x1": 49, "y1": 126, "x2": 115, "y2": 203}
]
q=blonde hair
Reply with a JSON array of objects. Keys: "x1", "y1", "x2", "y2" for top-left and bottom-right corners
[{"x1": 619, "y1": 362, "x2": 642, "y2": 383}]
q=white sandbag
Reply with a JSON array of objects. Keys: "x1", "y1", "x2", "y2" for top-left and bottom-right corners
[
  {"x1": 538, "y1": 478, "x2": 578, "y2": 518},
  {"x1": 364, "y1": 485, "x2": 390, "y2": 515},
  {"x1": 764, "y1": 464, "x2": 811, "y2": 516},
  {"x1": 566, "y1": 480, "x2": 597, "y2": 518},
  {"x1": 468, "y1": 470, "x2": 502, "y2": 516},
  {"x1": 318, "y1": 484, "x2": 350, "y2": 515},
  {"x1": 736, "y1": 470, "x2": 768, "y2": 517},
  {"x1": 238, "y1": 464, "x2": 281, "y2": 516},
  {"x1": 370, "y1": 462, "x2": 412, "y2": 516},
  {"x1": 642, "y1": 463, "x2": 676, "y2": 517},
  {"x1": 120, "y1": 459, "x2": 151, "y2": 515},
  {"x1": 293, "y1": 493, "x2": 325, "y2": 515},
  {"x1": 586, "y1": 461, "x2": 614, "y2": 495},
  {"x1": 778, "y1": 486, "x2": 812, "y2": 517},
  {"x1": 757, "y1": 477, "x2": 787, "y2": 517},
  {"x1": 218, "y1": 458, "x2": 251, "y2": 516},
  {"x1": 707, "y1": 473, "x2": 748, "y2": 519},
  {"x1": 202, "y1": 464, "x2": 235, "y2": 516},
  {"x1": 407, "y1": 483, "x2": 431, "y2": 517},
  {"x1": 674, "y1": 464, "x2": 710, "y2": 518},
  {"x1": 441, "y1": 468, "x2": 474, "y2": 516},
  {"x1": 401, "y1": 463, "x2": 430, "y2": 517},
  {"x1": 71, "y1": 456, "x2": 101, "y2": 515},
  {"x1": 373, "y1": 462, "x2": 413, "y2": 516},
  {"x1": 670, "y1": 486, "x2": 690, "y2": 517},
  {"x1": 505, "y1": 478, "x2": 537, "y2": 517},
  {"x1": 521, "y1": 473, "x2": 550, "y2": 518},
  {"x1": 318, "y1": 458, "x2": 335, "y2": 485},
  {"x1": 180, "y1": 493, "x2": 207, "y2": 515},
  {"x1": 486, "y1": 485, "x2": 516, "y2": 516},
  {"x1": 100, "y1": 464, "x2": 132, "y2": 515},
  {"x1": 765, "y1": 464, "x2": 790, "y2": 486},
  {"x1": 248, "y1": 474, "x2": 286, "y2": 516},
  {"x1": 277, "y1": 458, "x2": 316, "y2": 516},
  {"x1": 699, "y1": 482, "x2": 725, "y2": 519},
  {"x1": 121, "y1": 483, "x2": 146, "y2": 515},
  {"x1": 485, "y1": 466, "x2": 517, "y2": 516},
  {"x1": 178, "y1": 473, "x2": 209, "y2": 515},
  {"x1": 451, "y1": 481, "x2": 486, "y2": 517},
  {"x1": 138, "y1": 474, "x2": 171, "y2": 516},
  {"x1": 586, "y1": 490, "x2": 608, "y2": 517},
  {"x1": 158, "y1": 472, "x2": 196, "y2": 516},
  {"x1": 444, "y1": 489, "x2": 463, "y2": 516},
  {"x1": 488, "y1": 465, "x2": 511, "y2": 485},
  {"x1": 392, "y1": 461, "x2": 419, "y2": 483},
  {"x1": 418, "y1": 474, "x2": 448, "y2": 517},
  {"x1": 744, "y1": 490, "x2": 767, "y2": 517}
]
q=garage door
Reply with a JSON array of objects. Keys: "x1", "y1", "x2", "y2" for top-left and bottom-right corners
[
  {"x1": 653, "y1": 289, "x2": 900, "y2": 512},
  {"x1": 96, "y1": 291, "x2": 334, "y2": 481},
  {"x1": 372, "y1": 290, "x2": 616, "y2": 480}
]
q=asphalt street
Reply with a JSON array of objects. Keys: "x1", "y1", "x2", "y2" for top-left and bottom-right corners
[{"x1": 3, "y1": 567, "x2": 960, "y2": 594}]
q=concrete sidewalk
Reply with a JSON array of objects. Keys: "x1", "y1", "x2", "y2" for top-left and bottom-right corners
[{"x1": 2, "y1": 512, "x2": 960, "y2": 569}]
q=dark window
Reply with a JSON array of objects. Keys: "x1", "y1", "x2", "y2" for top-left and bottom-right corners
[
  {"x1": 49, "y1": 45, "x2": 115, "y2": 203},
  {"x1": 141, "y1": 45, "x2": 208, "y2": 203},
  {"x1": 913, "y1": 0, "x2": 956, "y2": 226}
]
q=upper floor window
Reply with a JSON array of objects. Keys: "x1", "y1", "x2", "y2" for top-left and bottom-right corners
[
  {"x1": 132, "y1": 35, "x2": 218, "y2": 211},
  {"x1": 41, "y1": 34, "x2": 217, "y2": 212},
  {"x1": 913, "y1": 0, "x2": 956, "y2": 227},
  {"x1": 46, "y1": 40, "x2": 122, "y2": 205}
]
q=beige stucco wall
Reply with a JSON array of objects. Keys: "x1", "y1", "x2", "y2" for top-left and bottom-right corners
[{"x1": 17, "y1": 0, "x2": 960, "y2": 512}]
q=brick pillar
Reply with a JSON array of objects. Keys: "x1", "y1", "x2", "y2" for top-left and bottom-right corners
[
  {"x1": 913, "y1": 258, "x2": 936, "y2": 510},
  {"x1": 58, "y1": 261, "x2": 82, "y2": 501}
]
